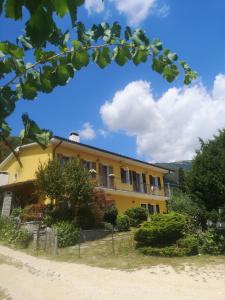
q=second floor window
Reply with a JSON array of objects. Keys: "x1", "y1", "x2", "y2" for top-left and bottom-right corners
[
  {"x1": 149, "y1": 176, "x2": 162, "y2": 190},
  {"x1": 120, "y1": 168, "x2": 129, "y2": 184},
  {"x1": 58, "y1": 154, "x2": 70, "y2": 166},
  {"x1": 81, "y1": 160, "x2": 97, "y2": 178},
  {"x1": 99, "y1": 164, "x2": 114, "y2": 188}
]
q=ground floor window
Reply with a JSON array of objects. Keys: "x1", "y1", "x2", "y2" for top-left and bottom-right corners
[{"x1": 141, "y1": 203, "x2": 160, "y2": 214}]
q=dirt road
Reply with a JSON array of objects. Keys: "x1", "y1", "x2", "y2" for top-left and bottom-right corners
[{"x1": 0, "y1": 245, "x2": 225, "y2": 300}]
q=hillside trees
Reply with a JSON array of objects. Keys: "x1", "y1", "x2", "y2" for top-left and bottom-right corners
[
  {"x1": 187, "y1": 130, "x2": 225, "y2": 211},
  {"x1": 0, "y1": 0, "x2": 197, "y2": 153}
]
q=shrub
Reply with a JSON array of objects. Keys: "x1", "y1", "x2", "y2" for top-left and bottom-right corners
[
  {"x1": 177, "y1": 235, "x2": 199, "y2": 255},
  {"x1": 198, "y1": 229, "x2": 225, "y2": 255},
  {"x1": 21, "y1": 204, "x2": 45, "y2": 222},
  {"x1": 124, "y1": 207, "x2": 148, "y2": 227},
  {"x1": 139, "y1": 246, "x2": 186, "y2": 257},
  {"x1": 134, "y1": 212, "x2": 187, "y2": 247},
  {"x1": 0, "y1": 217, "x2": 32, "y2": 248},
  {"x1": 104, "y1": 205, "x2": 118, "y2": 227},
  {"x1": 117, "y1": 214, "x2": 130, "y2": 232},
  {"x1": 53, "y1": 221, "x2": 80, "y2": 248}
]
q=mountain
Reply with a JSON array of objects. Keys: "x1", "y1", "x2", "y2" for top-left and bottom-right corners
[{"x1": 156, "y1": 160, "x2": 192, "y2": 186}]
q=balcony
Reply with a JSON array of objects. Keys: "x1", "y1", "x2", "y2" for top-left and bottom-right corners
[{"x1": 95, "y1": 175, "x2": 167, "y2": 198}]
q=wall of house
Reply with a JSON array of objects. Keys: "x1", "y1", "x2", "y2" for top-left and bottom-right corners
[
  {"x1": 55, "y1": 144, "x2": 166, "y2": 197},
  {"x1": 1, "y1": 145, "x2": 52, "y2": 184},
  {"x1": 111, "y1": 194, "x2": 167, "y2": 213}
]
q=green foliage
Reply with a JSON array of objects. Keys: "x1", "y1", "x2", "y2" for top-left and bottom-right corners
[
  {"x1": 0, "y1": 1, "x2": 197, "y2": 151},
  {"x1": 168, "y1": 191, "x2": 207, "y2": 229},
  {"x1": 21, "y1": 203, "x2": 45, "y2": 222},
  {"x1": 104, "y1": 204, "x2": 118, "y2": 227},
  {"x1": 124, "y1": 207, "x2": 148, "y2": 227},
  {"x1": 0, "y1": 216, "x2": 32, "y2": 248},
  {"x1": 53, "y1": 221, "x2": 79, "y2": 248},
  {"x1": 36, "y1": 158, "x2": 94, "y2": 207},
  {"x1": 116, "y1": 214, "x2": 130, "y2": 232},
  {"x1": 187, "y1": 130, "x2": 225, "y2": 210},
  {"x1": 177, "y1": 235, "x2": 199, "y2": 255},
  {"x1": 198, "y1": 229, "x2": 225, "y2": 255},
  {"x1": 134, "y1": 212, "x2": 187, "y2": 247},
  {"x1": 139, "y1": 245, "x2": 187, "y2": 257}
]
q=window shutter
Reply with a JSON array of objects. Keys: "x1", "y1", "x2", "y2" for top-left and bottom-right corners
[
  {"x1": 150, "y1": 175, "x2": 154, "y2": 186},
  {"x1": 129, "y1": 170, "x2": 133, "y2": 184},
  {"x1": 157, "y1": 177, "x2": 161, "y2": 189},
  {"x1": 142, "y1": 174, "x2": 147, "y2": 193}
]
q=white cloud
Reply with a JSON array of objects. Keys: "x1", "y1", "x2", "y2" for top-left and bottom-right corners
[
  {"x1": 100, "y1": 76, "x2": 225, "y2": 162},
  {"x1": 114, "y1": 0, "x2": 156, "y2": 26},
  {"x1": 79, "y1": 123, "x2": 96, "y2": 140},
  {"x1": 99, "y1": 129, "x2": 109, "y2": 138},
  {"x1": 154, "y1": 4, "x2": 170, "y2": 18},
  {"x1": 84, "y1": 0, "x2": 104, "y2": 14}
]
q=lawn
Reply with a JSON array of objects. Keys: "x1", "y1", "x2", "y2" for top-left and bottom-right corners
[{"x1": 33, "y1": 230, "x2": 225, "y2": 270}]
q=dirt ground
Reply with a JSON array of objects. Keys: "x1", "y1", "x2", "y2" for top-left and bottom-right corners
[{"x1": 0, "y1": 245, "x2": 225, "y2": 300}]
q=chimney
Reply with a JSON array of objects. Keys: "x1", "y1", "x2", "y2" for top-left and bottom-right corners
[{"x1": 69, "y1": 132, "x2": 80, "y2": 143}]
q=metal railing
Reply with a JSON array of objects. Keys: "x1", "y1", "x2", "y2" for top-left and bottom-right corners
[{"x1": 92, "y1": 175, "x2": 167, "y2": 197}]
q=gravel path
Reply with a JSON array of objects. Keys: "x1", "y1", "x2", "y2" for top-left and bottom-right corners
[{"x1": 0, "y1": 245, "x2": 225, "y2": 300}]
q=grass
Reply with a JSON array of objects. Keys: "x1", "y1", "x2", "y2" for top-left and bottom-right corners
[
  {"x1": 2, "y1": 230, "x2": 225, "y2": 271},
  {"x1": 29, "y1": 230, "x2": 225, "y2": 270}
]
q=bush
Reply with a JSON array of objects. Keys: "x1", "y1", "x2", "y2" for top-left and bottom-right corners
[
  {"x1": 177, "y1": 235, "x2": 199, "y2": 255},
  {"x1": 53, "y1": 221, "x2": 80, "y2": 248},
  {"x1": 124, "y1": 207, "x2": 148, "y2": 227},
  {"x1": 198, "y1": 229, "x2": 225, "y2": 255},
  {"x1": 134, "y1": 212, "x2": 187, "y2": 247},
  {"x1": 104, "y1": 205, "x2": 118, "y2": 227},
  {"x1": 0, "y1": 217, "x2": 32, "y2": 248},
  {"x1": 21, "y1": 204, "x2": 45, "y2": 222},
  {"x1": 117, "y1": 214, "x2": 130, "y2": 232},
  {"x1": 139, "y1": 246, "x2": 186, "y2": 257}
]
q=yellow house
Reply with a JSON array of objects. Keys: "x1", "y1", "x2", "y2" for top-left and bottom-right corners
[{"x1": 0, "y1": 133, "x2": 171, "y2": 216}]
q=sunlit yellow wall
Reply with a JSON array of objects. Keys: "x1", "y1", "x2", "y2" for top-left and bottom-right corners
[
  {"x1": 111, "y1": 194, "x2": 167, "y2": 213},
  {"x1": 1, "y1": 145, "x2": 52, "y2": 184},
  {"x1": 55, "y1": 145, "x2": 166, "y2": 196}
]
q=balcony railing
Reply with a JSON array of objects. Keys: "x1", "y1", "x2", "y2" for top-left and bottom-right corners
[{"x1": 93, "y1": 175, "x2": 167, "y2": 197}]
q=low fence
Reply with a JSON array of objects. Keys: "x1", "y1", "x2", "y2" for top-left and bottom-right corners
[{"x1": 20, "y1": 221, "x2": 133, "y2": 257}]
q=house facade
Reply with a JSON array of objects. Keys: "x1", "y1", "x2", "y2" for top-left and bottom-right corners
[{"x1": 0, "y1": 134, "x2": 171, "y2": 216}]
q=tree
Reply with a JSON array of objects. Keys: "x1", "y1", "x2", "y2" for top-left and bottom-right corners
[
  {"x1": 178, "y1": 167, "x2": 186, "y2": 192},
  {"x1": 36, "y1": 158, "x2": 93, "y2": 207},
  {"x1": 187, "y1": 130, "x2": 225, "y2": 211},
  {"x1": 0, "y1": 0, "x2": 197, "y2": 152}
]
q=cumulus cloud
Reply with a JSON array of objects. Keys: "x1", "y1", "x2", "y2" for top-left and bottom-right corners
[
  {"x1": 79, "y1": 123, "x2": 96, "y2": 140},
  {"x1": 100, "y1": 75, "x2": 225, "y2": 162},
  {"x1": 114, "y1": 0, "x2": 156, "y2": 26},
  {"x1": 84, "y1": 0, "x2": 104, "y2": 14}
]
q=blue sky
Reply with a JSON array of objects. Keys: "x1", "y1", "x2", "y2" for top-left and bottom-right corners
[{"x1": 1, "y1": 0, "x2": 225, "y2": 162}]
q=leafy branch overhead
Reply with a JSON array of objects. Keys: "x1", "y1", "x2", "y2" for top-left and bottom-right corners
[{"x1": 0, "y1": 0, "x2": 197, "y2": 149}]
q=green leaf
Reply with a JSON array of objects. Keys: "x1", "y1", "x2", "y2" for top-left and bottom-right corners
[
  {"x1": 20, "y1": 113, "x2": 52, "y2": 149},
  {"x1": 0, "y1": 121, "x2": 11, "y2": 138},
  {"x1": 113, "y1": 46, "x2": 127, "y2": 66},
  {"x1": 40, "y1": 77, "x2": 53, "y2": 93},
  {"x1": 25, "y1": 7, "x2": 55, "y2": 47},
  {"x1": 55, "y1": 65, "x2": 70, "y2": 86},
  {"x1": 132, "y1": 47, "x2": 148, "y2": 65},
  {"x1": 163, "y1": 65, "x2": 179, "y2": 83},
  {"x1": 93, "y1": 47, "x2": 111, "y2": 69},
  {"x1": 72, "y1": 50, "x2": 89, "y2": 69},
  {"x1": 111, "y1": 22, "x2": 121, "y2": 38},
  {"x1": 168, "y1": 52, "x2": 178, "y2": 61},
  {"x1": 51, "y1": 0, "x2": 68, "y2": 17},
  {"x1": 5, "y1": 0, "x2": 24, "y2": 20},
  {"x1": 67, "y1": 0, "x2": 84, "y2": 27},
  {"x1": 21, "y1": 81, "x2": 37, "y2": 100},
  {"x1": 0, "y1": 42, "x2": 24, "y2": 58},
  {"x1": 152, "y1": 57, "x2": 166, "y2": 74},
  {"x1": 124, "y1": 26, "x2": 132, "y2": 41}
]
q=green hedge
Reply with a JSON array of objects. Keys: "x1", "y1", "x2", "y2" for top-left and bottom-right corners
[
  {"x1": 53, "y1": 221, "x2": 80, "y2": 248},
  {"x1": 134, "y1": 212, "x2": 187, "y2": 247},
  {"x1": 0, "y1": 217, "x2": 32, "y2": 248},
  {"x1": 139, "y1": 246, "x2": 187, "y2": 257},
  {"x1": 117, "y1": 214, "x2": 130, "y2": 232},
  {"x1": 177, "y1": 235, "x2": 199, "y2": 255},
  {"x1": 198, "y1": 229, "x2": 225, "y2": 255},
  {"x1": 124, "y1": 207, "x2": 148, "y2": 227}
]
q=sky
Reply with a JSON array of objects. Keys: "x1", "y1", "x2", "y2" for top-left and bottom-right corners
[{"x1": 1, "y1": 0, "x2": 225, "y2": 162}]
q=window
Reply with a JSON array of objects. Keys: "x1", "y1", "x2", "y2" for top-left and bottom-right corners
[
  {"x1": 82, "y1": 160, "x2": 97, "y2": 179},
  {"x1": 147, "y1": 204, "x2": 160, "y2": 214},
  {"x1": 58, "y1": 154, "x2": 70, "y2": 166},
  {"x1": 99, "y1": 164, "x2": 114, "y2": 188},
  {"x1": 120, "y1": 168, "x2": 129, "y2": 184},
  {"x1": 149, "y1": 176, "x2": 161, "y2": 190}
]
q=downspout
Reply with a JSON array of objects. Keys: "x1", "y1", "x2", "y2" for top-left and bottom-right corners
[{"x1": 52, "y1": 140, "x2": 63, "y2": 159}]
